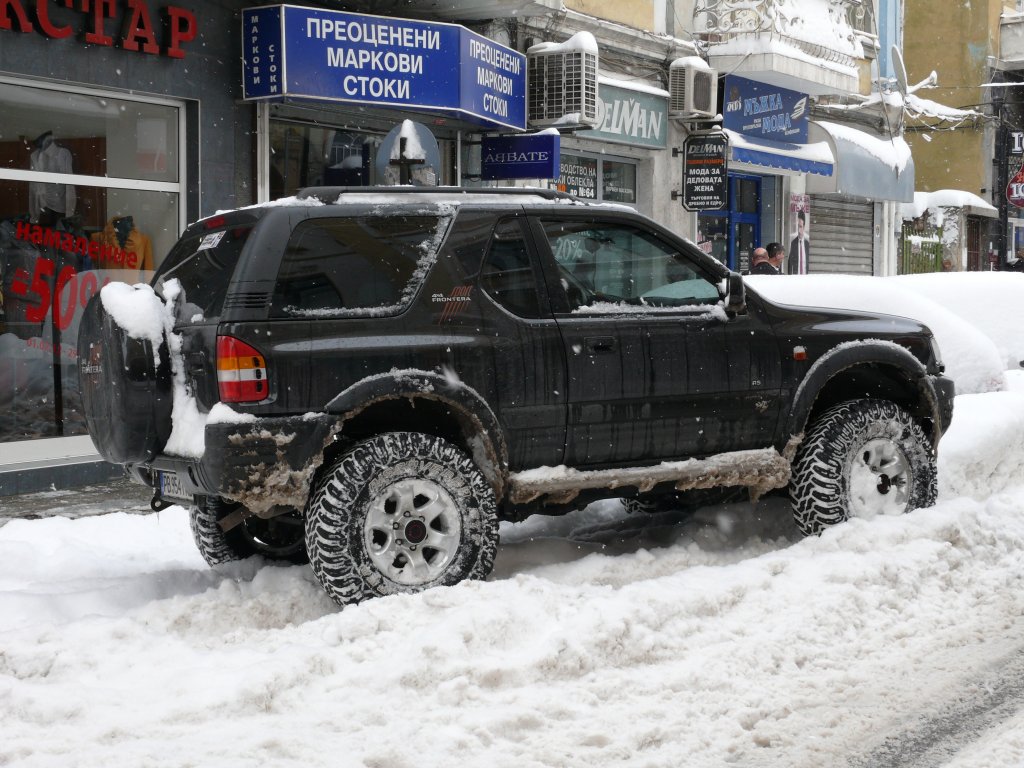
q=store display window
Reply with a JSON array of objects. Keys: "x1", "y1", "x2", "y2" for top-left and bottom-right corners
[
  {"x1": 0, "y1": 79, "x2": 184, "y2": 443},
  {"x1": 556, "y1": 153, "x2": 637, "y2": 205}
]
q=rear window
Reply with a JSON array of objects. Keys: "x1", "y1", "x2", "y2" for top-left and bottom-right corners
[
  {"x1": 155, "y1": 224, "x2": 253, "y2": 321},
  {"x1": 270, "y1": 215, "x2": 449, "y2": 318}
]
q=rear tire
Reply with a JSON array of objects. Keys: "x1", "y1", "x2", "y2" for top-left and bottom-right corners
[
  {"x1": 305, "y1": 432, "x2": 499, "y2": 606},
  {"x1": 789, "y1": 399, "x2": 936, "y2": 537},
  {"x1": 189, "y1": 497, "x2": 308, "y2": 566}
]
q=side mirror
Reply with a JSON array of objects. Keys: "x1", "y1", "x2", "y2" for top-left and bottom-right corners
[{"x1": 724, "y1": 272, "x2": 746, "y2": 315}]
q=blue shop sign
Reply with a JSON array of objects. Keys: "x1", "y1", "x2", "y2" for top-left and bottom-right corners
[
  {"x1": 242, "y1": 5, "x2": 526, "y2": 130},
  {"x1": 723, "y1": 75, "x2": 808, "y2": 143},
  {"x1": 481, "y1": 134, "x2": 560, "y2": 180}
]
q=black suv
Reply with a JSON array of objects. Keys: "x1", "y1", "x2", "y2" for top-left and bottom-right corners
[{"x1": 78, "y1": 187, "x2": 955, "y2": 606}]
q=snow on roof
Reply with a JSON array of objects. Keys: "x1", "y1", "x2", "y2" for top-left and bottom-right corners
[
  {"x1": 528, "y1": 31, "x2": 598, "y2": 55},
  {"x1": 815, "y1": 120, "x2": 912, "y2": 173},
  {"x1": 598, "y1": 74, "x2": 669, "y2": 99},
  {"x1": 704, "y1": 35, "x2": 859, "y2": 79},
  {"x1": 901, "y1": 190, "x2": 997, "y2": 220}
]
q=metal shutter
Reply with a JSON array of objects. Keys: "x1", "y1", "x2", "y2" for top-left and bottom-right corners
[{"x1": 808, "y1": 197, "x2": 875, "y2": 274}]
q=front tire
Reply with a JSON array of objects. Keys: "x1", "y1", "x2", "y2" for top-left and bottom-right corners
[
  {"x1": 789, "y1": 399, "x2": 937, "y2": 537},
  {"x1": 189, "y1": 497, "x2": 308, "y2": 566},
  {"x1": 305, "y1": 432, "x2": 499, "y2": 607}
]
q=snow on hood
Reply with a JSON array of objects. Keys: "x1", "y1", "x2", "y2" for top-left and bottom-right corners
[{"x1": 746, "y1": 274, "x2": 1008, "y2": 394}]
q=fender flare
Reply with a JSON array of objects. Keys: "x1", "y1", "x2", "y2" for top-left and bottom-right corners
[
  {"x1": 785, "y1": 341, "x2": 943, "y2": 451},
  {"x1": 325, "y1": 369, "x2": 509, "y2": 497}
]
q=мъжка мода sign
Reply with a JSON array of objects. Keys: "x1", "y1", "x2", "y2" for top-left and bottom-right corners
[{"x1": 242, "y1": 5, "x2": 526, "y2": 131}]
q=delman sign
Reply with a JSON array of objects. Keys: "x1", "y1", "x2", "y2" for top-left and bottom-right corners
[
  {"x1": 682, "y1": 132, "x2": 728, "y2": 211},
  {"x1": 481, "y1": 134, "x2": 560, "y2": 180},
  {"x1": 242, "y1": 5, "x2": 526, "y2": 130},
  {"x1": 580, "y1": 81, "x2": 668, "y2": 149},
  {"x1": 723, "y1": 75, "x2": 808, "y2": 143}
]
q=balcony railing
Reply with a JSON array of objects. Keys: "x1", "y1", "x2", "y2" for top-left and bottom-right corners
[{"x1": 694, "y1": 0, "x2": 871, "y2": 69}]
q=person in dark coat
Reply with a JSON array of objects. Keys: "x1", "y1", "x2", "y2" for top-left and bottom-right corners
[
  {"x1": 767, "y1": 241, "x2": 785, "y2": 274},
  {"x1": 750, "y1": 246, "x2": 778, "y2": 275}
]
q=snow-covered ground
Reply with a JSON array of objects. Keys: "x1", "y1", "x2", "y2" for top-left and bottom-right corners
[{"x1": 1, "y1": 272, "x2": 1024, "y2": 767}]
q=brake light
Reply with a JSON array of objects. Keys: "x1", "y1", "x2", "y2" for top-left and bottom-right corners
[{"x1": 217, "y1": 335, "x2": 269, "y2": 403}]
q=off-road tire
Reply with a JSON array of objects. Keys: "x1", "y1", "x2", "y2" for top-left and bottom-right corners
[
  {"x1": 790, "y1": 399, "x2": 936, "y2": 537},
  {"x1": 189, "y1": 497, "x2": 308, "y2": 566},
  {"x1": 305, "y1": 432, "x2": 499, "y2": 607}
]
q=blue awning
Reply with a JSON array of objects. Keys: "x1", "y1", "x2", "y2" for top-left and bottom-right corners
[{"x1": 725, "y1": 129, "x2": 835, "y2": 177}]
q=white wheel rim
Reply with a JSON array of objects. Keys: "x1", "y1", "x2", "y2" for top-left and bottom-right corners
[
  {"x1": 848, "y1": 437, "x2": 911, "y2": 518},
  {"x1": 363, "y1": 478, "x2": 463, "y2": 586}
]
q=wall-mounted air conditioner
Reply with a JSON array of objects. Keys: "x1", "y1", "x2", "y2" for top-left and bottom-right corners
[
  {"x1": 669, "y1": 57, "x2": 718, "y2": 120},
  {"x1": 527, "y1": 32, "x2": 599, "y2": 129}
]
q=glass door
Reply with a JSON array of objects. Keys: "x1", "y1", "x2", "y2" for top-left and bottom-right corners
[{"x1": 697, "y1": 174, "x2": 761, "y2": 271}]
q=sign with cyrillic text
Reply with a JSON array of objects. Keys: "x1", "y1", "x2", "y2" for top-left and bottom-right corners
[
  {"x1": 481, "y1": 134, "x2": 560, "y2": 180},
  {"x1": 242, "y1": 5, "x2": 526, "y2": 130}
]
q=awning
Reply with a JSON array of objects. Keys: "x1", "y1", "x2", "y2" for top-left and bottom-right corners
[
  {"x1": 806, "y1": 121, "x2": 915, "y2": 203},
  {"x1": 724, "y1": 129, "x2": 834, "y2": 177}
]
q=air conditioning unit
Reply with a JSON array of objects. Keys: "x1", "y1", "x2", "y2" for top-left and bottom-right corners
[
  {"x1": 669, "y1": 57, "x2": 718, "y2": 119},
  {"x1": 527, "y1": 33, "x2": 599, "y2": 129}
]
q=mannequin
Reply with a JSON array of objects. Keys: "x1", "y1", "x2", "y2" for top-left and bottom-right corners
[{"x1": 29, "y1": 131, "x2": 76, "y2": 227}]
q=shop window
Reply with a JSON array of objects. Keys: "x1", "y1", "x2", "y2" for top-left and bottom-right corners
[
  {"x1": 602, "y1": 161, "x2": 636, "y2": 204},
  {"x1": 0, "y1": 79, "x2": 184, "y2": 443},
  {"x1": 557, "y1": 153, "x2": 637, "y2": 205}
]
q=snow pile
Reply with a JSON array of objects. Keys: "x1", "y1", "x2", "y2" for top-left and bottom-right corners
[
  {"x1": 2, "y1": 272, "x2": 1024, "y2": 764},
  {"x1": 893, "y1": 272, "x2": 1024, "y2": 373},
  {"x1": 747, "y1": 274, "x2": 1008, "y2": 394}
]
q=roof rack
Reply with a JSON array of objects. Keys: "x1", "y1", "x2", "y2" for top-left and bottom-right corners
[{"x1": 296, "y1": 186, "x2": 577, "y2": 203}]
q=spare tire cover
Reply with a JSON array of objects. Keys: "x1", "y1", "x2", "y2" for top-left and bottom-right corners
[{"x1": 77, "y1": 291, "x2": 173, "y2": 464}]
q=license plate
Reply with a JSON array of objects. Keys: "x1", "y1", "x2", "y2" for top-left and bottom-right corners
[{"x1": 159, "y1": 471, "x2": 190, "y2": 501}]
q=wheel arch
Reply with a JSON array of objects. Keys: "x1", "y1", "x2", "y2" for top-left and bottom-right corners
[
  {"x1": 785, "y1": 342, "x2": 943, "y2": 453},
  {"x1": 324, "y1": 370, "x2": 509, "y2": 499}
]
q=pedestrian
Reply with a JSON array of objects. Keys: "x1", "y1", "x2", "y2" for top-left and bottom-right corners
[
  {"x1": 749, "y1": 246, "x2": 776, "y2": 275},
  {"x1": 766, "y1": 241, "x2": 785, "y2": 274}
]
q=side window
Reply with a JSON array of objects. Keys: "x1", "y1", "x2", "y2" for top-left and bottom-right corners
[
  {"x1": 541, "y1": 219, "x2": 720, "y2": 310},
  {"x1": 270, "y1": 215, "x2": 445, "y2": 317},
  {"x1": 480, "y1": 218, "x2": 543, "y2": 318}
]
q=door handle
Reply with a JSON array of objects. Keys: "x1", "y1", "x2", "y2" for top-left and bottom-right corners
[{"x1": 585, "y1": 336, "x2": 616, "y2": 353}]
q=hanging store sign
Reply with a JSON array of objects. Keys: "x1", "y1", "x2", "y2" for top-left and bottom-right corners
[
  {"x1": 723, "y1": 75, "x2": 808, "y2": 143},
  {"x1": 579, "y1": 82, "x2": 668, "y2": 149},
  {"x1": 681, "y1": 132, "x2": 728, "y2": 211},
  {"x1": 1006, "y1": 130, "x2": 1024, "y2": 208},
  {"x1": 0, "y1": 0, "x2": 197, "y2": 58},
  {"x1": 242, "y1": 5, "x2": 526, "y2": 131},
  {"x1": 481, "y1": 134, "x2": 560, "y2": 180}
]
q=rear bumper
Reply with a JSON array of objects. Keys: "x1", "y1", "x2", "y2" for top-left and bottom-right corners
[{"x1": 130, "y1": 414, "x2": 339, "y2": 511}]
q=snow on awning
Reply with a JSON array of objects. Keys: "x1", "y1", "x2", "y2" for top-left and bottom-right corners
[
  {"x1": 724, "y1": 129, "x2": 834, "y2": 177},
  {"x1": 806, "y1": 121, "x2": 915, "y2": 202},
  {"x1": 900, "y1": 190, "x2": 997, "y2": 220}
]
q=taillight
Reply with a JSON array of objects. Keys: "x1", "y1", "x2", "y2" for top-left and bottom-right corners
[{"x1": 217, "y1": 335, "x2": 269, "y2": 403}]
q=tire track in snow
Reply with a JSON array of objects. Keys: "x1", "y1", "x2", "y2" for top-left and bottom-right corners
[{"x1": 850, "y1": 645, "x2": 1024, "y2": 767}]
